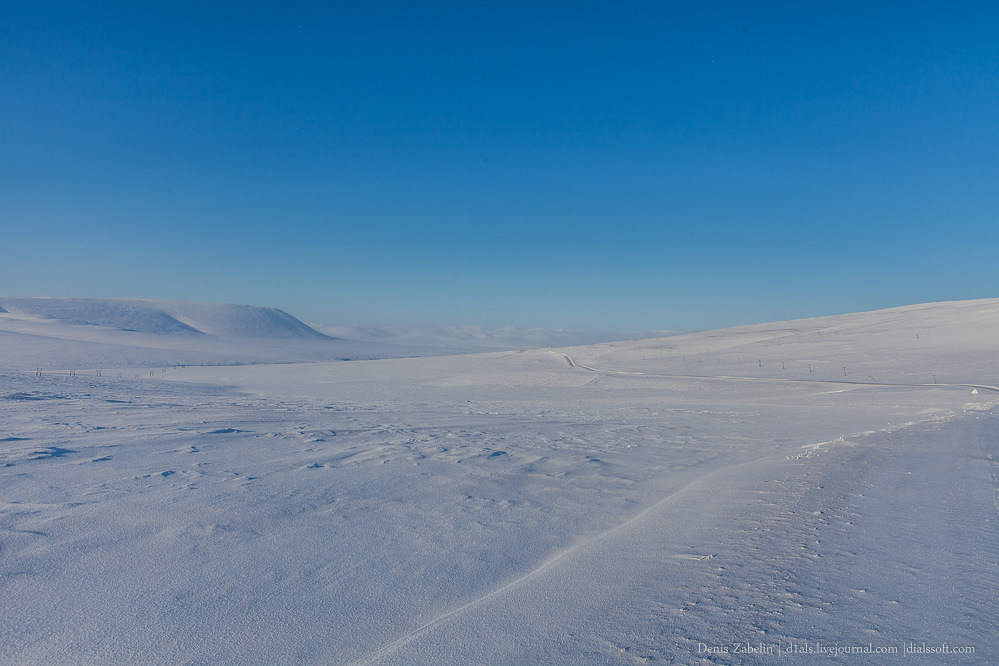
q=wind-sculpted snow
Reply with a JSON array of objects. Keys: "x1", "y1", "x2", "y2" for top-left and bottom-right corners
[{"x1": 1, "y1": 298, "x2": 998, "y2": 664}]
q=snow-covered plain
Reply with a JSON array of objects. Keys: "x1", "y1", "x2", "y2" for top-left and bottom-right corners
[{"x1": 2, "y1": 298, "x2": 997, "y2": 664}]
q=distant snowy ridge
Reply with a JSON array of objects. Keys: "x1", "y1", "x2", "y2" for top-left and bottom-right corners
[
  {"x1": 316, "y1": 323, "x2": 682, "y2": 350},
  {"x1": 0, "y1": 298, "x2": 332, "y2": 339}
]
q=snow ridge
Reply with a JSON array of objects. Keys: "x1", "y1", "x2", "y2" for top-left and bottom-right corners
[{"x1": 0, "y1": 298, "x2": 332, "y2": 339}]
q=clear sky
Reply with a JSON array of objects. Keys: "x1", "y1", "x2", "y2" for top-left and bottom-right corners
[{"x1": 3, "y1": 2, "x2": 997, "y2": 331}]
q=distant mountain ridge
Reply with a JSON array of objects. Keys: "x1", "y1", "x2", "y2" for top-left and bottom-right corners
[
  {"x1": 0, "y1": 298, "x2": 333, "y2": 339},
  {"x1": 316, "y1": 323, "x2": 683, "y2": 351}
]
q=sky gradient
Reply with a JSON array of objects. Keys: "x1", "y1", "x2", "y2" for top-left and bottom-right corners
[{"x1": 3, "y1": 2, "x2": 998, "y2": 331}]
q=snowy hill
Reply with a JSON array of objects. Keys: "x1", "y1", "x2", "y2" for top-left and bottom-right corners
[
  {"x1": 0, "y1": 298, "x2": 437, "y2": 371},
  {"x1": 567, "y1": 297, "x2": 999, "y2": 387},
  {"x1": 0, "y1": 298, "x2": 332, "y2": 338}
]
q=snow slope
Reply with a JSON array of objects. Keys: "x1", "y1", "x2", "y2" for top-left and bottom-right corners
[
  {"x1": 567, "y1": 297, "x2": 999, "y2": 388},
  {"x1": 1, "y1": 298, "x2": 997, "y2": 664}
]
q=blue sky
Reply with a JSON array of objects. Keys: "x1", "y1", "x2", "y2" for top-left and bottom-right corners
[{"x1": 3, "y1": 2, "x2": 997, "y2": 331}]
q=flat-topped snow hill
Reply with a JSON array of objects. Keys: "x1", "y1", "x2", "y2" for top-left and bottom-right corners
[
  {"x1": 2, "y1": 298, "x2": 997, "y2": 664},
  {"x1": 0, "y1": 297, "x2": 332, "y2": 338},
  {"x1": 0, "y1": 298, "x2": 438, "y2": 370}
]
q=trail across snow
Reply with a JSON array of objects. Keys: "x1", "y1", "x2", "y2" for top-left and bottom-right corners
[{"x1": 550, "y1": 350, "x2": 999, "y2": 393}]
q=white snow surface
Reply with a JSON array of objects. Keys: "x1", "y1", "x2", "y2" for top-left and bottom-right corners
[{"x1": 2, "y1": 298, "x2": 998, "y2": 664}]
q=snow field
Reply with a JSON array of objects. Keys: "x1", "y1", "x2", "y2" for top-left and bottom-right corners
[{"x1": 2, "y1": 298, "x2": 998, "y2": 663}]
